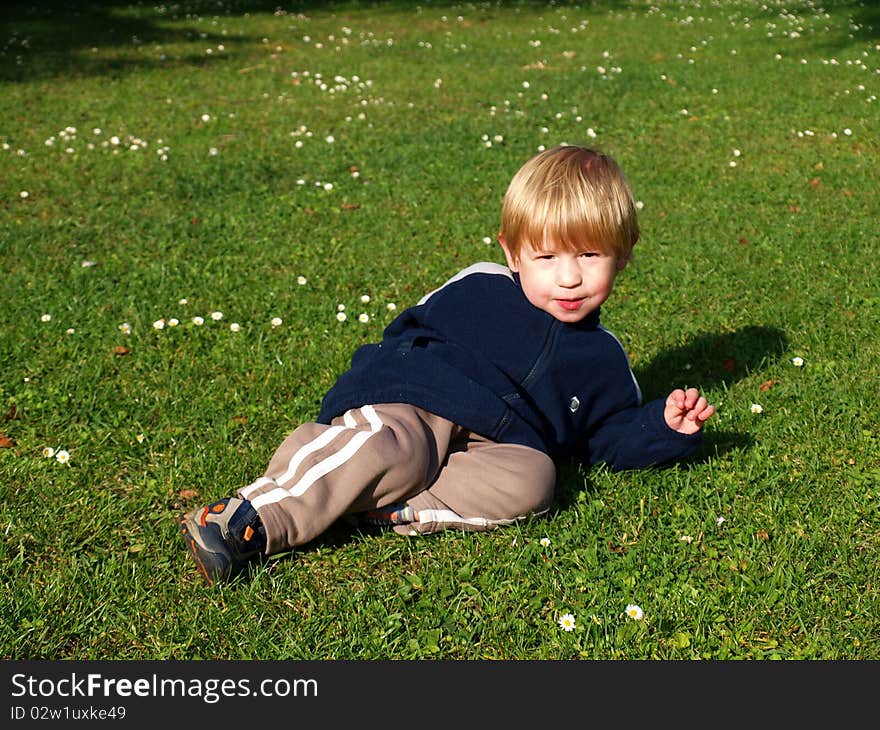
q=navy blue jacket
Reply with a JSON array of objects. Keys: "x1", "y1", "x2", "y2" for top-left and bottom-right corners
[{"x1": 318, "y1": 263, "x2": 701, "y2": 470}]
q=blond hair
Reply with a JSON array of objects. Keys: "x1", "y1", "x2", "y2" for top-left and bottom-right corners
[{"x1": 499, "y1": 145, "x2": 639, "y2": 261}]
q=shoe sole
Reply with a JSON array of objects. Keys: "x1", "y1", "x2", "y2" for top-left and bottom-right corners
[{"x1": 179, "y1": 510, "x2": 229, "y2": 586}]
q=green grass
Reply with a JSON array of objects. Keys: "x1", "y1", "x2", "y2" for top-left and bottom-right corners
[{"x1": 1, "y1": 0, "x2": 878, "y2": 660}]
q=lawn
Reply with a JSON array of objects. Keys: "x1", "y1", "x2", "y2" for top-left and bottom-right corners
[{"x1": 1, "y1": 0, "x2": 878, "y2": 660}]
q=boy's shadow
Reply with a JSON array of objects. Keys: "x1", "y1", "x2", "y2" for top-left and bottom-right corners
[{"x1": 555, "y1": 324, "x2": 788, "y2": 509}]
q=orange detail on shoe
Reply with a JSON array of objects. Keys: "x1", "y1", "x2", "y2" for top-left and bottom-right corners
[
  {"x1": 199, "y1": 507, "x2": 210, "y2": 526},
  {"x1": 212, "y1": 503, "x2": 225, "y2": 513},
  {"x1": 243, "y1": 525, "x2": 254, "y2": 542}
]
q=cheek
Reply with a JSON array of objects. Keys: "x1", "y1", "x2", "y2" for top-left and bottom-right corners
[
  {"x1": 594, "y1": 267, "x2": 618, "y2": 290},
  {"x1": 527, "y1": 269, "x2": 555, "y2": 295},
  {"x1": 520, "y1": 276, "x2": 551, "y2": 308}
]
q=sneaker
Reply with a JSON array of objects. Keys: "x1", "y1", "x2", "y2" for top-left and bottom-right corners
[
  {"x1": 350, "y1": 502, "x2": 415, "y2": 529},
  {"x1": 179, "y1": 497, "x2": 266, "y2": 585}
]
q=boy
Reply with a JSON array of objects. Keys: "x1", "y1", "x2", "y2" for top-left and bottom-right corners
[{"x1": 179, "y1": 144, "x2": 715, "y2": 586}]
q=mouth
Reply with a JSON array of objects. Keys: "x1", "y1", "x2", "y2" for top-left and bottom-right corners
[{"x1": 556, "y1": 298, "x2": 585, "y2": 311}]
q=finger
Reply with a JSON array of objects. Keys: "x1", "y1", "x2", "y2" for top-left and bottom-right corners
[
  {"x1": 667, "y1": 389, "x2": 685, "y2": 408},
  {"x1": 686, "y1": 399, "x2": 712, "y2": 422}
]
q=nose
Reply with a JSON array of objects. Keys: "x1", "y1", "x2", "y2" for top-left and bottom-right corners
[{"x1": 557, "y1": 257, "x2": 582, "y2": 288}]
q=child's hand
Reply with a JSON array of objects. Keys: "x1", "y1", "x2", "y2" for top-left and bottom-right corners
[{"x1": 664, "y1": 387, "x2": 715, "y2": 435}]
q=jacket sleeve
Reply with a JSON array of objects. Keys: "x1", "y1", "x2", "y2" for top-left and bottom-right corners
[{"x1": 578, "y1": 397, "x2": 703, "y2": 471}]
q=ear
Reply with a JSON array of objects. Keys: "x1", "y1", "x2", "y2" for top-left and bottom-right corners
[
  {"x1": 498, "y1": 235, "x2": 520, "y2": 272},
  {"x1": 615, "y1": 255, "x2": 630, "y2": 272}
]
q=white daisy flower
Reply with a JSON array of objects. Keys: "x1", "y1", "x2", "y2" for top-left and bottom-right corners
[
  {"x1": 336, "y1": 312, "x2": 347, "y2": 322},
  {"x1": 210, "y1": 311, "x2": 223, "y2": 321},
  {"x1": 624, "y1": 604, "x2": 644, "y2": 621},
  {"x1": 42, "y1": 447, "x2": 55, "y2": 458},
  {"x1": 55, "y1": 450, "x2": 71, "y2": 465},
  {"x1": 539, "y1": 537, "x2": 551, "y2": 547},
  {"x1": 386, "y1": 303, "x2": 397, "y2": 311},
  {"x1": 358, "y1": 313, "x2": 369, "y2": 323},
  {"x1": 119, "y1": 322, "x2": 132, "y2": 335},
  {"x1": 297, "y1": 276, "x2": 307, "y2": 285},
  {"x1": 791, "y1": 356, "x2": 804, "y2": 367},
  {"x1": 229, "y1": 323, "x2": 241, "y2": 332},
  {"x1": 271, "y1": 317, "x2": 283, "y2": 328},
  {"x1": 41, "y1": 313, "x2": 52, "y2": 322},
  {"x1": 153, "y1": 319, "x2": 165, "y2": 330},
  {"x1": 558, "y1": 613, "x2": 576, "y2": 632},
  {"x1": 192, "y1": 316, "x2": 204, "y2": 326},
  {"x1": 750, "y1": 403, "x2": 763, "y2": 414}
]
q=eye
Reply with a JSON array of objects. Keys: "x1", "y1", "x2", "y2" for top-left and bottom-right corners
[{"x1": 579, "y1": 251, "x2": 599, "y2": 258}]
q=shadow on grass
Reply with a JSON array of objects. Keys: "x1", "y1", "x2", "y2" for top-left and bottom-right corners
[
  {"x1": 2, "y1": 0, "x2": 241, "y2": 82},
  {"x1": 551, "y1": 427, "x2": 755, "y2": 513},
  {"x1": 1, "y1": 0, "x2": 661, "y2": 83},
  {"x1": 634, "y1": 324, "x2": 788, "y2": 401}
]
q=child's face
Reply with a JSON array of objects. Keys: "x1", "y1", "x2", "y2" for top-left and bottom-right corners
[{"x1": 501, "y1": 236, "x2": 627, "y2": 324}]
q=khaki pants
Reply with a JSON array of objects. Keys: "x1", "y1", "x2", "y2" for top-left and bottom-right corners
[{"x1": 238, "y1": 404, "x2": 556, "y2": 555}]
